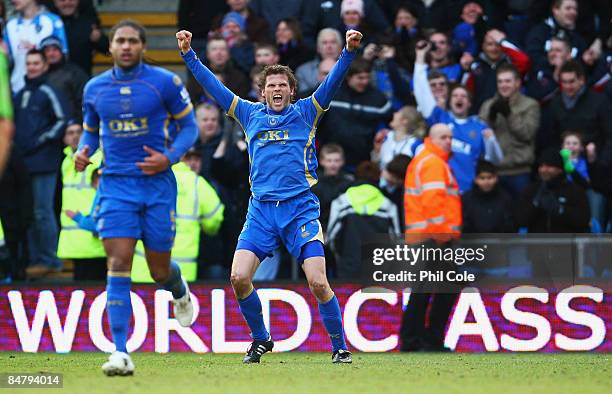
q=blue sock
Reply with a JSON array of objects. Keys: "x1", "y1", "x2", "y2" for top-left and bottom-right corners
[
  {"x1": 237, "y1": 289, "x2": 269, "y2": 341},
  {"x1": 161, "y1": 261, "x2": 186, "y2": 299},
  {"x1": 106, "y1": 275, "x2": 132, "y2": 353},
  {"x1": 318, "y1": 295, "x2": 347, "y2": 352}
]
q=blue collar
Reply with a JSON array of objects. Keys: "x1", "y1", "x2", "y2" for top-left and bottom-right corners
[{"x1": 112, "y1": 62, "x2": 144, "y2": 81}]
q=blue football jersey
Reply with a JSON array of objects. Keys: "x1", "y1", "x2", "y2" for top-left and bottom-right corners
[
  {"x1": 228, "y1": 96, "x2": 325, "y2": 201},
  {"x1": 428, "y1": 107, "x2": 487, "y2": 193},
  {"x1": 82, "y1": 63, "x2": 193, "y2": 176}
]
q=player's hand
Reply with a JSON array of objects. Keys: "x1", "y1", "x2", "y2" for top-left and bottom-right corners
[
  {"x1": 482, "y1": 128, "x2": 494, "y2": 139},
  {"x1": 74, "y1": 145, "x2": 91, "y2": 172},
  {"x1": 65, "y1": 210, "x2": 78, "y2": 219},
  {"x1": 137, "y1": 145, "x2": 170, "y2": 175},
  {"x1": 176, "y1": 30, "x2": 192, "y2": 54},
  {"x1": 345, "y1": 30, "x2": 363, "y2": 52}
]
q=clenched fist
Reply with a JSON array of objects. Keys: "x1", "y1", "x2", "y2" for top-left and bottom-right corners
[
  {"x1": 345, "y1": 30, "x2": 363, "y2": 52},
  {"x1": 176, "y1": 30, "x2": 192, "y2": 54}
]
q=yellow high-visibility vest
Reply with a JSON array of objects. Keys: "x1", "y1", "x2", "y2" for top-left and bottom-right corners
[
  {"x1": 57, "y1": 147, "x2": 105, "y2": 259},
  {"x1": 131, "y1": 162, "x2": 224, "y2": 282}
]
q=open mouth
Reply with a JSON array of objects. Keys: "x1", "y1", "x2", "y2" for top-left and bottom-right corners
[{"x1": 272, "y1": 94, "x2": 283, "y2": 105}]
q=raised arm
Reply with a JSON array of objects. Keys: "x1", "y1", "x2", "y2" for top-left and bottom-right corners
[
  {"x1": 176, "y1": 30, "x2": 235, "y2": 111},
  {"x1": 413, "y1": 41, "x2": 437, "y2": 119},
  {"x1": 312, "y1": 30, "x2": 362, "y2": 109}
]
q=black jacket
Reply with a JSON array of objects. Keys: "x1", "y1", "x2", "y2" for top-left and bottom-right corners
[
  {"x1": 46, "y1": 60, "x2": 88, "y2": 124},
  {"x1": 548, "y1": 89, "x2": 612, "y2": 163},
  {"x1": 525, "y1": 17, "x2": 587, "y2": 70},
  {"x1": 0, "y1": 147, "x2": 33, "y2": 242},
  {"x1": 516, "y1": 175, "x2": 590, "y2": 233},
  {"x1": 318, "y1": 83, "x2": 392, "y2": 167},
  {"x1": 311, "y1": 171, "x2": 353, "y2": 232},
  {"x1": 58, "y1": 11, "x2": 109, "y2": 76},
  {"x1": 461, "y1": 184, "x2": 515, "y2": 233},
  {"x1": 13, "y1": 75, "x2": 69, "y2": 174}
]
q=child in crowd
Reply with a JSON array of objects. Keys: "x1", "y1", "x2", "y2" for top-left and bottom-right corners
[{"x1": 461, "y1": 160, "x2": 515, "y2": 233}]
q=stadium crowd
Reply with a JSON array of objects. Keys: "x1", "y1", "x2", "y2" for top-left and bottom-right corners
[{"x1": 0, "y1": 0, "x2": 611, "y2": 282}]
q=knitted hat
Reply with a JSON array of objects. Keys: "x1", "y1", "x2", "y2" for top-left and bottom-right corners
[
  {"x1": 222, "y1": 11, "x2": 246, "y2": 31},
  {"x1": 341, "y1": 0, "x2": 364, "y2": 16},
  {"x1": 39, "y1": 36, "x2": 63, "y2": 51}
]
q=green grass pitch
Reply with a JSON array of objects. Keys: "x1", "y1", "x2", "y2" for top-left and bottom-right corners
[{"x1": 1, "y1": 352, "x2": 609, "y2": 394}]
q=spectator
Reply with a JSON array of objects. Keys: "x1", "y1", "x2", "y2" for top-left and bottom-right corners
[
  {"x1": 217, "y1": 11, "x2": 255, "y2": 74},
  {"x1": 525, "y1": 35, "x2": 572, "y2": 104},
  {"x1": 413, "y1": 41, "x2": 503, "y2": 193},
  {"x1": 560, "y1": 130, "x2": 606, "y2": 231},
  {"x1": 275, "y1": 17, "x2": 313, "y2": 70},
  {"x1": 178, "y1": 0, "x2": 228, "y2": 53},
  {"x1": 425, "y1": 31, "x2": 462, "y2": 83},
  {"x1": 401, "y1": 123, "x2": 461, "y2": 352},
  {"x1": 362, "y1": 39, "x2": 415, "y2": 109},
  {"x1": 426, "y1": 69, "x2": 449, "y2": 110},
  {"x1": 186, "y1": 35, "x2": 249, "y2": 102},
  {"x1": 298, "y1": 57, "x2": 336, "y2": 98},
  {"x1": 302, "y1": 0, "x2": 389, "y2": 51},
  {"x1": 311, "y1": 143, "x2": 354, "y2": 232},
  {"x1": 319, "y1": 57, "x2": 392, "y2": 169},
  {"x1": 561, "y1": 130, "x2": 590, "y2": 183},
  {"x1": 516, "y1": 147, "x2": 590, "y2": 233},
  {"x1": 254, "y1": 43, "x2": 279, "y2": 65},
  {"x1": 479, "y1": 63, "x2": 540, "y2": 198},
  {"x1": 4, "y1": 0, "x2": 68, "y2": 92},
  {"x1": 452, "y1": 1, "x2": 487, "y2": 57},
  {"x1": 0, "y1": 146, "x2": 33, "y2": 281},
  {"x1": 247, "y1": 63, "x2": 265, "y2": 101},
  {"x1": 403, "y1": 0, "x2": 463, "y2": 33},
  {"x1": 39, "y1": 35, "x2": 88, "y2": 124},
  {"x1": 57, "y1": 124, "x2": 105, "y2": 280},
  {"x1": 380, "y1": 153, "x2": 411, "y2": 230},
  {"x1": 335, "y1": 0, "x2": 375, "y2": 48},
  {"x1": 327, "y1": 161, "x2": 400, "y2": 279},
  {"x1": 51, "y1": 0, "x2": 108, "y2": 76},
  {"x1": 548, "y1": 60, "x2": 612, "y2": 165},
  {"x1": 13, "y1": 49, "x2": 68, "y2": 278},
  {"x1": 195, "y1": 103, "x2": 224, "y2": 182},
  {"x1": 463, "y1": 28, "x2": 531, "y2": 113},
  {"x1": 525, "y1": 0, "x2": 587, "y2": 70},
  {"x1": 249, "y1": 0, "x2": 309, "y2": 36},
  {"x1": 376, "y1": 106, "x2": 424, "y2": 169},
  {"x1": 296, "y1": 28, "x2": 343, "y2": 96},
  {"x1": 461, "y1": 160, "x2": 515, "y2": 233},
  {"x1": 211, "y1": 0, "x2": 271, "y2": 44},
  {"x1": 385, "y1": 3, "x2": 422, "y2": 72},
  {"x1": 211, "y1": 126, "x2": 251, "y2": 275}
]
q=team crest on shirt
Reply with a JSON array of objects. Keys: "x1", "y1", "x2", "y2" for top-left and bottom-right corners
[
  {"x1": 173, "y1": 75, "x2": 183, "y2": 86},
  {"x1": 268, "y1": 116, "x2": 278, "y2": 126},
  {"x1": 469, "y1": 130, "x2": 477, "y2": 139},
  {"x1": 120, "y1": 98, "x2": 131, "y2": 111}
]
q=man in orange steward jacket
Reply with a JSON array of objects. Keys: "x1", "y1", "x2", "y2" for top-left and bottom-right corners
[
  {"x1": 401, "y1": 123, "x2": 462, "y2": 352},
  {"x1": 404, "y1": 124, "x2": 461, "y2": 242}
]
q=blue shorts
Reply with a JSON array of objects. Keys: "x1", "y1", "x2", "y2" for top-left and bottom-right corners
[
  {"x1": 95, "y1": 171, "x2": 177, "y2": 252},
  {"x1": 238, "y1": 191, "x2": 324, "y2": 259}
]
